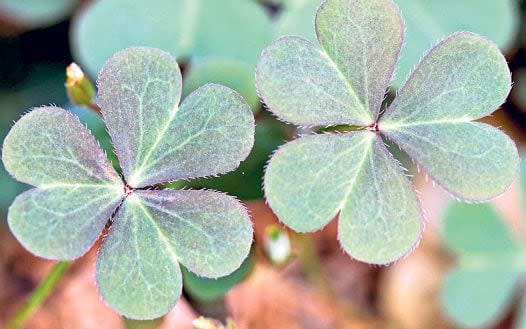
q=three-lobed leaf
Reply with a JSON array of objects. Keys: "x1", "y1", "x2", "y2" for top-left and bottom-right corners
[
  {"x1": 257, "y1": 0, "x2": 518, "y2": 264},
  {"x1": 3, "y1": 47, "x2": 255, "y2": 319}
]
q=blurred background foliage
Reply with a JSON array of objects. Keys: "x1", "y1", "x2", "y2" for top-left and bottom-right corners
[{"x1": 1, "y1": 0, "x2": 526, "y2": 328}]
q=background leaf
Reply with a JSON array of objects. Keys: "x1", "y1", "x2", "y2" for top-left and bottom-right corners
[
  {"x1": 441, "y1": 202, "x2": 522, "y2": 328},
  {"x1": 0, "y1": 0, "x2": 77, "y2": 29},
  {"x1": 442, "y1": 268, "x2": 520, "y2": 328},
  {"x1": 182, "y1": 252, "x2": 254, "y2": 302},
  {"x1": 274, "y1": 0, "x2": 320, "y2": 43},
  {"x1": 72, "y1": 0, "x2": 196, "y2": 77}
]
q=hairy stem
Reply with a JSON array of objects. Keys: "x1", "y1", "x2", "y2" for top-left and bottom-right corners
[{"x1": 7, "y1": 261, "x2": 72, "y2": 329}]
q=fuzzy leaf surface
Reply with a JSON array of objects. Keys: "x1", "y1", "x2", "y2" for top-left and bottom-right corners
[
  {"x1": 315, "y1": 0, "x2": 404, "y2": 118},
  {"x1": 2, "y1": 106, "x2": 123, "y2": 259},
  {"x1": 441, "y1": 202, "x2": 522, "y2": 328},
  {"x1": 265, "y1": 132, "x2": 421, "y2": 263},
  {"x1": 98, "y1": 47, "x2": 254, "y2": 187},
  {"x1": 256, "y1": 36, "x2": 370, "y2": 126},
  {"x1": 9, "y1": 186, "x2": 122, "y2": 260},
  {"x1": 381, "y1": 33, "x2": 517, "y2": 201},
  {"x1": 337, "y1": 137, "x2": 422, "y2": 263},
  {"x1": 97, "y1": 189, "x2": 253, "y2": 319},
  {"x1": 2, "y1": 106, "x2": 121, "y2": 187}
]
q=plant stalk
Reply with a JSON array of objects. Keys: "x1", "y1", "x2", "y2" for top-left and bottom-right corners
[{"x1": 7, "y1": 261, "x2": 71, "y2": 329}]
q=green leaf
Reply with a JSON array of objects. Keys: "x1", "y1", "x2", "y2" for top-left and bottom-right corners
[
  {"x1": 441, "y1": 201, "x2": 523, "y2": 328},
  {"x1": 265, "y1": 132, "x2": 421, "y2": 263},
  {"x1": 381, "y1": 33, "x2": 511, "y2": 125},
  {"x1": 9, "y1": 186, "x2": 122, "y2": 260},
  {"x1": 72, "y1": 0, "x2": 197, "y2": 77},
  {"x1": 259, "y1": 0, "x2": 517, "y2": 264},
  {"x1": 97, "y1": 47, "x2": 254, "y2": 187},
  {"x1": 265, "y1": 132, "x2": 373, "y2": 232},
  {"x1": 184, "y1": 58, "x2": 259, "y2": 109},
  {"x1": 315, "y1": 0, "x2": 404, "y2": 119},
  {"x1": 2, "y1": 107, "x2": 123, "y2": 259},
  {"x1": 97, "y1": 189, "x2": 253, "y2": 319},
  {"x1": 256, "y1": 36, "x2": 371, "y2": 126},
  {"x1": 275, "y1": 0, "x2": 320, "y2": 43},
  {"x1": 72, "y1": 0, "x2": 271, "y2": 77},
  {"x1": 192, "y1": 0, "x2": 272, "y2": 64},
  {"x1": 393, "y1": 0, "x2": 519, "y2": 87},
  {"x1": 443, "y1": 202, "x2": 519, "y2": 255},
  {"x1": 442, "y1": 268, "x2": 520, "y2": 328},
  {"x1": 380, "y1": 33, "x2": 517, "y2": 201},
  {"x1": 2, "y1": 107, "x2": 122, "y2": 187},
  {"x1": 337, "y1": 136, "x2": 422, "y2": 264},
  {"x1": 0, "y1": 0, "x2": 77, "y2": 29},
  {"x1": 182, "y1": 252, "x2": 254, "y2": 302},
  {"x1": 96, "y1": 194, "x2": 183, "y2": 320}
]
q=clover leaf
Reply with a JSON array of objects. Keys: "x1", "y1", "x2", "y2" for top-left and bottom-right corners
[
  {"x1": 2, "y1": 47, "x2": 255, "y2": 319},
  {"x1": 441, "y1": 158, "x2": 526, "y2": 328},
  {"x1": 256, "y1": 0, "x2": 518, "y2": 264}
]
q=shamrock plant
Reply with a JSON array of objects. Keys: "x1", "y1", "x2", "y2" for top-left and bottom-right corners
[
  {"x1": 2, "y1": 47, "x2": 255, "y2": 319},
  {"x1": 257, "y1": 0, "x2": 519, "y2": 264},
  {"x1": 441, "y1": 158, "x2": 526, "y2": 329}
]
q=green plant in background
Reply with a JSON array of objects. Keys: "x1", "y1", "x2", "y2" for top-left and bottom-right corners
[
  {"x1": 0, "y1": 0, "x2": 77, "y2": 31},
  {"x1": 182, "y1": 252, "x2": 254, "y2": 302},
  {"x1": 257, "y1": 0, "x2": 518, "y2": 264},
  {"x1": 2, "y1": 47, "x2": 255, "y2": 319},
  {"x1": 272, "y1": 0, "x2": 518, "y2": 88},
  {"x1": 441, "y1": 159, "x2": 526, "y2": 329},
  {"x1": 71, "y1": 0, "x2": 272, "y2": 109}
]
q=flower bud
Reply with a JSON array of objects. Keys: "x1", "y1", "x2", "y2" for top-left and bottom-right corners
[
  {"x1": 65, "y1": 63, "x2": 96, "y2": 107},
  {"x1": 264, "y1": 225, "x2": 291, "y2": 265}
]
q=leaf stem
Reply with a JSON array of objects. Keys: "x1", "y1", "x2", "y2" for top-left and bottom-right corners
[
  {"x1": 7, "y1": 261, "x2": 71, "y2": 329},
  {"x1": 86, "y1": 102, "x2": 102, "y2": 115},
  {"x1": 293, "y1": 233, "x2": 333, "y2": 294}
]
